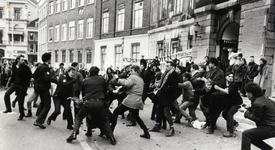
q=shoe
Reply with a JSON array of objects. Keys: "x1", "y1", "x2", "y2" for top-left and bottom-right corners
[
  {"x1": 46, "y1": 118, "x2": 51, "y2": 125},
  {"x1": 150, "y1": 117, "x2": 155, "y2": 120},
  {"x1": 108, "y1": 136, "x2": 117, "y2": 145},
  {"x1": 140, "y1": 129, "x2": 150, "y2": 139},
  {"x1": 66, "y1": 131, "x2": 77, "y2": 142},
  {"x1": 18, "y1": 115, "x2": 24, "y2": 121},
  {"x1": 165, "y1": 127, "x2": 175, "y2": 137},
  {"x1": 205, "y1": 128, "x2": 214, "y2": 134},
  {"x1": 67, "y1": 125, "x2": 74, "y2": 130},
  {"x1": 33, "y1": 121, "x2": 46, "y2": 129},
  {"x1": 2, "y1": 110, "x2": 11, "y2": 113},
  {"x1": 126, "y1": 122, "x2": 136, "y2": 127},
  {"x1": 223, "y1": 132, "x2": 236, "y2": 137},
  {"x1": 25, "y1": 110, "x2": 32, "y2": 117},
  {"x1": 149, "y1": 124, "x2": 160, "y2": 132},
  {"x1": 173, "y1": 120, "x2": 181, "y2": 123},
  {"x1": 12, "y1": 101, "x2": 16, "y2": 108}
]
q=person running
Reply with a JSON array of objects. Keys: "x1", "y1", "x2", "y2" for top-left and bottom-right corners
[
  {"x1": 47, "y1": 67, "x2": 76, "y2": 130},
  {"x1": 33, "y1": 53, "x2": 57, "y2": 129},
  {"x1": 2, "y1": 55, "x2": 32, "y2": 121}
]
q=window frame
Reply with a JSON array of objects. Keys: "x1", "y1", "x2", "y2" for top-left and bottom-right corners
[
  {"x1": 86, "y1": 18, "x2": 93, "y2": 38},
  {"x1": 117, "y1": 7, "x2": 125, "y2": 31},
  {"x1": 102, "y1": 11, "x2": 109, "y2": 33},
  {"x1": 77, "y1": 20, "x2": 84, "y2": 39},
  {"x1": 133, "y1": 1, "x2": 143, "y2": 29}
]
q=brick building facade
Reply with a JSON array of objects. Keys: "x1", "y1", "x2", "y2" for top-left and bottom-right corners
[
  {"x1": 40, "y1": 0, "x2": 96, "y2": 69},
  {"x1": 94, "y1": 0, "x2": 151, "y2": 71}
]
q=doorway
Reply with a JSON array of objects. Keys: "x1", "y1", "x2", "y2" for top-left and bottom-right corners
[{"x1": 218, "y1": 22, "x2": 240, "y2": 72}]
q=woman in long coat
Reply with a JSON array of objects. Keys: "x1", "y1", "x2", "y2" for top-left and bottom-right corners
[{"x1": 254, "y1": 58, "x2": 269, "y2": 93}]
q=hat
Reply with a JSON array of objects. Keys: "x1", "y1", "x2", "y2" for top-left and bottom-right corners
[{"x1": 225, "y1": 71, "x2": 233, "y2": 76}]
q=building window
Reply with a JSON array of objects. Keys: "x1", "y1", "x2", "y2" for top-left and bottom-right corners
[
  {"x1": 61, "y1": 23, "x2": 67, "y2": 41},
  {"x1": 49, "y1": 27, "x2": 53, "y2": 42},
  {"x1": 115, "y1": 45, "x2": 123, "y2": 69},
  {"x1": 102, "y1": 11, "x2": 109, "y2": 33},
  {"x1": 69, "y1": 50, "x2": 74, "y2": 62},
  {"x1": 78, "y1": 0, "x2": 84, "y2": 6},
  {"x1": 86, "y1": 50, "x2": 92, "y2": 63},
  {"x1": 29, "y1": 33, "x2": 34, "y2": 41},
  {"x1": 70, "y1": 0, "x2": 75, "y2": 9},
  {"x1": 0, "y1": 7, "x2": 3, "y2": 19},
  {"x1": 133, "y1": 1, "x2": 143, "y2": 29},
  {"x1": 55, "y1": 50, "x2": 59, "y2": 63},
  {"x1": 131, "y1": 43, "x2": 140, "y2": 61},
  {"x1": 29, "y1": 43, "x2": 37, "y2": 53},
  {"x1": 160, "y1": 0, "x2": 167, "y2": 19},
  {"x1": 78, "y1": 50, "x2": 82, "y2": 63},
  {"x1": 101, "y1": 46, "x2": 106, "y2": 71},
  {"x1": 62, "y1": 50, "x2": 66, "y2": 62},
  {"x1": 77, "y1": 20, "x2": 83, "y2": 39},
  {"x1": 62, "y1": 0, "x2": 67, "y2": 11},
  {"x1": 49, "y1": 2, "x2": 54, "y2": 14},
  {"x1": 86, "y1": 18, "x2": 93, "y2": 38},
  {"x1": 55, "y1": 25, "x2": 60, "y2": 42},
  {"x1": 157, "y1": 41, "x2": 164, "y2": 58},
  {"x1": 117, "y1": 7, "x2": 125, "y2": 31},
  {"x1": 175, "y1": 0, "x2": 183, "y2": 14},
  {"x1": 56, "y1": 0, "x2": 60, "y2": 13},
  {"x1": 14, "y1": 8, "x2": 21, "y2": 19},
  {"x1": 69, "y1": 21, "x2": 75, "y2": 40},
  {"x1": 87, "y1": 0, "x2": 94, "y2": 4}
]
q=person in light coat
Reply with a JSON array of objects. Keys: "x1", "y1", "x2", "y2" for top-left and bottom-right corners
[
  {"x1": 254, "y1": 58, "x2": 269, "y2": 94},
  {"x1": 110, "y1": 65, "x2": 150, "y2": 139}
]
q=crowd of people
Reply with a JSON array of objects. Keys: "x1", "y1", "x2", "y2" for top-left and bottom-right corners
[{"x1": 1, "y1": 50, "x2": 275, "y2": 150}]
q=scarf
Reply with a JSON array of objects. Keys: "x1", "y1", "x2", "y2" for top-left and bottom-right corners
[{"x1": 157, "y1": 67, "x2": 175, "y2": 90}]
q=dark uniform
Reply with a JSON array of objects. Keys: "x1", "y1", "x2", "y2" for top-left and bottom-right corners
[{"x1": 33, "y1": 63, "x2": 57, "y2": 128}]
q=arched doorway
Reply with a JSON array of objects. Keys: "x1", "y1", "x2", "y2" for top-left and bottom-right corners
[{"x1": 217, "y1": 20, "x2": 240, "y2": 72}]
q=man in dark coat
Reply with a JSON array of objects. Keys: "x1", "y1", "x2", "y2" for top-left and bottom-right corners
[
  {"x1": 240, "y1": 56, "x2": 258, "y2": 97},
  {"x1": 33, "y1": 53, "x2": 58, "y2": 129},
  {"x1": 3, "y1": 55, "x2": 32, "y2": 121},
  {"x1": 149, "y1": 61, "x2": 178, "y2": 137},
  {"x1": 241, "y1": 83, "x2": 275, "y2": 150}
]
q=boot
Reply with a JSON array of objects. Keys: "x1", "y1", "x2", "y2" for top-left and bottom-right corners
[
  {"x1": 25, "y1": 110, "x2": 32, "y2": 117},
  {"x1": 149, "y1": 124, "x2": 160, "y2": 132},
  {"x1": 66, "y1": 131, "x2": 77, "y2": 142},
  {"x1": 108, "y1": 136, "x2": 117, "y2": 145},
  {"x1": 140, "y1": 129, "x2": 150, "y2": 139},
  {"x1": 165, "y1": 127, "x2": 175, "y2": 137}
]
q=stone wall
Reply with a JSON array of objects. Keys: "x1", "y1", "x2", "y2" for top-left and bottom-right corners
[{"x1": 239, "y1": 0, "x2": 274, "y2": 96}]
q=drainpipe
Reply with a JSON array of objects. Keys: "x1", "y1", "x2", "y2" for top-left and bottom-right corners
[
  {"x1": 99, "y1": 0, "x2": 102, "y2": 39},
  {"x1": 113, "y1": 0, "x2": 117, "y2": 38},
  {"x1": 130, "y1": 0, "x2": 133, "y2": 35}
]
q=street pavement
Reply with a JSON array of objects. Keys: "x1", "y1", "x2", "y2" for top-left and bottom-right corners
[{"x1": 0, "y1": 87, "x2": 275, "y2": 150}]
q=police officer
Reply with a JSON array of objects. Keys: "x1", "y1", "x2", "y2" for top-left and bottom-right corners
[
  {"x1": 66, "y1": 66, "x2": 116, "y2": 145},
  {"x1": 33, "y1": 53, "x2": 57, "y2": 129}
]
